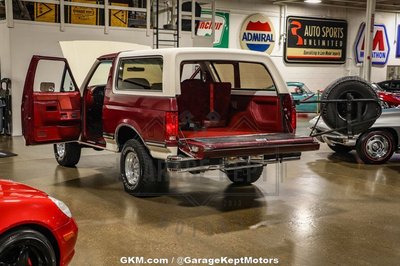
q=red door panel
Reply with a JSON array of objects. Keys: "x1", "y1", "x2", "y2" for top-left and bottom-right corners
[{"x1": 22, "y1": 56, "x2": 81, "y2": 145}]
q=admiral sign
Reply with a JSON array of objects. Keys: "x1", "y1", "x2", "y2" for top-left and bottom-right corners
[
  {"x1": 240, "y1": 14, "x2": 275, "y2": 54},
  {"x1": 285, "y1": 16, "x2": 347, "y2": 64},
  {"x1": 355, "y1": 23, "x2": 390, "y2": 66}
]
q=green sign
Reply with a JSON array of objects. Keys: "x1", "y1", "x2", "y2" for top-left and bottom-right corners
[{"x1": 197, "y1": 10, "x2": 229, "y2": 48}]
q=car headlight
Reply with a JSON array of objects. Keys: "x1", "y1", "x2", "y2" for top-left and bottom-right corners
[{"x1": 48, "y1": 196, "x2": 72, "y2": 218}]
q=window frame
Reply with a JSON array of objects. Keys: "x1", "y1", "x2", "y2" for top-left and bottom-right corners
[
  {"x1": 115, "y1": 56, "x2": 164, "y2": 92},
  {"x1": 86, "y1": 60, "x2": 113, "y2": 88},
  {"x1": 180, "y1": 60, "x2": 277, "y2": 92}
]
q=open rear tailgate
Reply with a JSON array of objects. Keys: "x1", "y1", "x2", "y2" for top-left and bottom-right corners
[{"x1": 179, "y1": 133, "x2": 320, "y2": 160}]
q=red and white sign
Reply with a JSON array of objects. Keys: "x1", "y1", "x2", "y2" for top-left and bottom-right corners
[{"x1": 354, "y1": 23, "x2": 390, "y2": 66}]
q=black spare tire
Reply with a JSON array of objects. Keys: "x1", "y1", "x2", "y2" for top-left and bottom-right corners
[{"x1": 320, "y1": 76, "x2": 381, "y2": 135}]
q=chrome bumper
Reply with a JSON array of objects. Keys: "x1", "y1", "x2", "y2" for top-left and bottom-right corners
[{"x1": 166, "y1": 153, "x2": 301, "y2": 172}]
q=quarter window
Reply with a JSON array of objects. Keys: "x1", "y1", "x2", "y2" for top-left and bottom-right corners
[{"x1": 117, "y1": 57, "x2": 163, "y2": 91}]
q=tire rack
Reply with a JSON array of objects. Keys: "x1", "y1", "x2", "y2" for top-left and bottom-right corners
[{"x1": 0, "y1": 78, "x2": 11, "y2": 135}]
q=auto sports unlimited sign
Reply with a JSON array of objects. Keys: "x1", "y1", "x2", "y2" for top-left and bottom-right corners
[
  {"x1": 239, "y1": 14, "x2": 275, "y2": 54},
  {"x1": 354, "y1": 23, "x2": 390, "y2": 65},
  {"x1": 285, "y1": 16, "x2": 347, "y2": 64},
  {"x1": 197, "y1": 10, "x2": 229, "y2": 48}
]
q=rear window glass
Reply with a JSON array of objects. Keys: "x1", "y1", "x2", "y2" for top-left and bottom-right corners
[{"x1": 181, "y1": 60, "x2": 275, "y2": 91}]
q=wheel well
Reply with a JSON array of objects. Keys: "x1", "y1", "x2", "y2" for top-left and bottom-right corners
[
  {"x1": 2, "y1": 224, "x2": 60, "y2": 265},
  {"x1": 117, "y1": 126, "x2": 144, "y2": 151}
]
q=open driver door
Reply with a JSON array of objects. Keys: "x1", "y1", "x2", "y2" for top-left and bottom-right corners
[{"x1": 22, "y1": 56, "x2": 81, "y2": 145}]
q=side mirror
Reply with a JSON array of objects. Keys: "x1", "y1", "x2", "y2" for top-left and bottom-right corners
[{"x1": 40, "y1": 82, "x2": 55, "y2": 92}]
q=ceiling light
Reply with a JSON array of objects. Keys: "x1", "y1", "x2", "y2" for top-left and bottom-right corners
[{"x1": 304, "y1": 0, "x2": 322, "y2": 3}]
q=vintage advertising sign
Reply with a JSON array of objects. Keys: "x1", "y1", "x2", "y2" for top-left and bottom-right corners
[
  {"x1": 354, "y1": 23, "x2": 390, "y2": 66},
  {"x1": 111, "y1": 3, "x2": 128, "y2": 27},
  {"x1": 396, "y1": 25, "x2": 400, "y2": 58},
  {"x1": 239, "y1": 14, "x2": 275, "y2": 54},
  {"x1": 197, "y1": 10, "x2": 229, "y2": 48},
  {"x1": 285, "y1": 16, "x2": 347, "y2": 64},
  {"x1": 69, "y1": 0, "x2": 98, "y2": 25},
  {"x1": 34, "y1": 3, "x2": 58, "y2": 23}
]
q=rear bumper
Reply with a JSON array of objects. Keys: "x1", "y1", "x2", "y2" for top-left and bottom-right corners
[
  {"x1": 167, "y1": 153, "x2": 303, "y2": 172},
  {"x1": 314, "y1": 131, "x2": 358, "y2": 147}
]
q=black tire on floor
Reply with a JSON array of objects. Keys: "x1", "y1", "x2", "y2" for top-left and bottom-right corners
[
  {"x1": 356, "y1": 130, "x2": 395, "y2": 164},
  {"x1": 327, "y1": 144, "x2": 353, "y2": 154},
  {"x1": 225, "y1": 166, "x2": 264, "y2": 185},
  {"x1": 320, "y1": 76, "x2": 381, "y2": 135},
  {"x1": 0, "y1": 229, "x2": 57, "y2": 266},
  {"x1": 53, "y1": 142, "x2": 81, "y2": 167},
  {"x1": 120, "y1": 139, "x2": 168, "y2": 196}
]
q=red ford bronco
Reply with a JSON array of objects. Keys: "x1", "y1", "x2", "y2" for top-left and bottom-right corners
[{"x1": 22, "y1": 48, "x2": 319, "y2": 196}]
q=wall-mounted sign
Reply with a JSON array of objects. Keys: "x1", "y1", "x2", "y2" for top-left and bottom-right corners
[
  {"x1": 110, "y1": 3, "x2": 128, "y2": 27},
  {"x1": 239, "y1": 14, "x2": 275, "y2": 54},
  {"x1": 396, "y1": 25, "x2": 400, "y2": 58},
  {"x1": 285, "y1": 16, "x2": 347, "y2": 64},
  {"x1": 197, "y1": 10, "x2": 229, "y2": 48},
  {"x1": 69, "y1": 0, "x2": 98, "y2": 25},
  {"x1": 34, "y1": 3, "x2": 58, "y2": 23},
  {"x1": 354, "y1": 23, "x2": 390, "y2": 66}
]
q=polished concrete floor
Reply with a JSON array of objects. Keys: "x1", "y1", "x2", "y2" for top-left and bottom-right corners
[{"x1": 1, "y1": 117, "x2": 400, "y2": 266}]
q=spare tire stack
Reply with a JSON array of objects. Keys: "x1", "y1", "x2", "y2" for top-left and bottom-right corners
[{"x1": 320, "y1": 76, "x2": 381, "y2": 135}]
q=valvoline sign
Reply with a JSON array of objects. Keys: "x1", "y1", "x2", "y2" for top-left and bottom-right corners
[
  {"x1": 355, "y1": 23, "x2": 390, "y2": 66},
  {"x1": 240, "y1": 14, "x2": 275, "y2": 54}
]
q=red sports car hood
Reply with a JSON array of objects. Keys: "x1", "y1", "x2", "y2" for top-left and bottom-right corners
[{"x1": 0, "y1": 179, "x2": 48, "y2": 199}]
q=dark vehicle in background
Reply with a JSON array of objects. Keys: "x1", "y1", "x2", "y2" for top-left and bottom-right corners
[
  {"x1": 377, "y1": 79, "x2": 400, "y2": 93},
  {"x1": 0, "y1": 179, "x2": 78, "y2": 265},
  {"x1": 287, "y1": 82, "x2": 319, "y2": 113}
]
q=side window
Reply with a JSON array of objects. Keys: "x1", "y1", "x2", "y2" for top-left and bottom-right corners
[
  {"x1": 239, "y1": 62, "x2": 274, "y2": 90},
  {"x1": 34, "y1": 60, "x2": 77, "y2": 92},
  {"x1": 117, "y1": 57, "x2": 163, "y2": 91},
  {"x1": 88, "y1": 61, "x2": 113, "y2": 87},
  {"x1": 288, "y1": 85, "x2": 302, "y2": 94},
  {"x1": 212, "y1": 63, "x2": 234, "y2": 86}
]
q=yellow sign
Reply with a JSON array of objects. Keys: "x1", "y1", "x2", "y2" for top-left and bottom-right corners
[
  {"x1": 111, "y1": 3, "x2": 128, "y2": 27},
  {"x1": 34, "y1": 3, "x2": 57, "y2": 23},
  {"x1": 70, "y1": 0, "x2": 98, "y2": 25}
]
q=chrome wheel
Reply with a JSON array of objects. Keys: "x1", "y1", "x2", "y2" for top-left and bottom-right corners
[
  {"x1": 365, "y1": 135, "x2": 389, "y2": 159},
  {"x1": 55, "y1": 143, "x2": 66, "y2": 159},
  {"x1": 125, "y1": 151, "x2": 140, "y2": 186}
]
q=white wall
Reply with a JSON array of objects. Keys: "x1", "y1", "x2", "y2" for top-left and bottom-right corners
[{"x1": 216, "y1": 0, "x2": 400, "y2": 90}]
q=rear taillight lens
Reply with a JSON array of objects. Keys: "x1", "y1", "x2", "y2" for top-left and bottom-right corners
[
  {"x1": 282, "y1": 94, "x2": 296, "y2": 133},
  {"x1": 165, "y1": 112, "x2": 178, "y2": 143}
]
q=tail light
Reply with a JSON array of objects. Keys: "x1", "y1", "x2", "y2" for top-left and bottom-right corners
[
  {"x1": 165, "y1": 112, "x2": 178, "y2": 143},
  {"x1": 282, "y1": 94, "x2": 296, "y2": 133}
]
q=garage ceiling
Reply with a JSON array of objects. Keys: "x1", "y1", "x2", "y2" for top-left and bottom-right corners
[{"x1": 272, "y1": 0, "x2": 400, "y2": 13}]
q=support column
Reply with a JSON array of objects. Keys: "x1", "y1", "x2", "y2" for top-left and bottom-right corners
[{"x1": 362, "y1": 0, "x2": 376, "y2": 82}]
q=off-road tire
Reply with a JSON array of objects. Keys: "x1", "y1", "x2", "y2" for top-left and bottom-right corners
[
  {"x1": 321, "y1": 76, "x2": 381, "y2": 135},
  {"x1": 225, "y1": 166, "x2": 264, "y2": 185},
  {"x1": 120, "y1": 139, "x2": 168, "y2": 196},
  {"x1": 53, "y1": 142, "x2": 81, "y2": 167}
]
